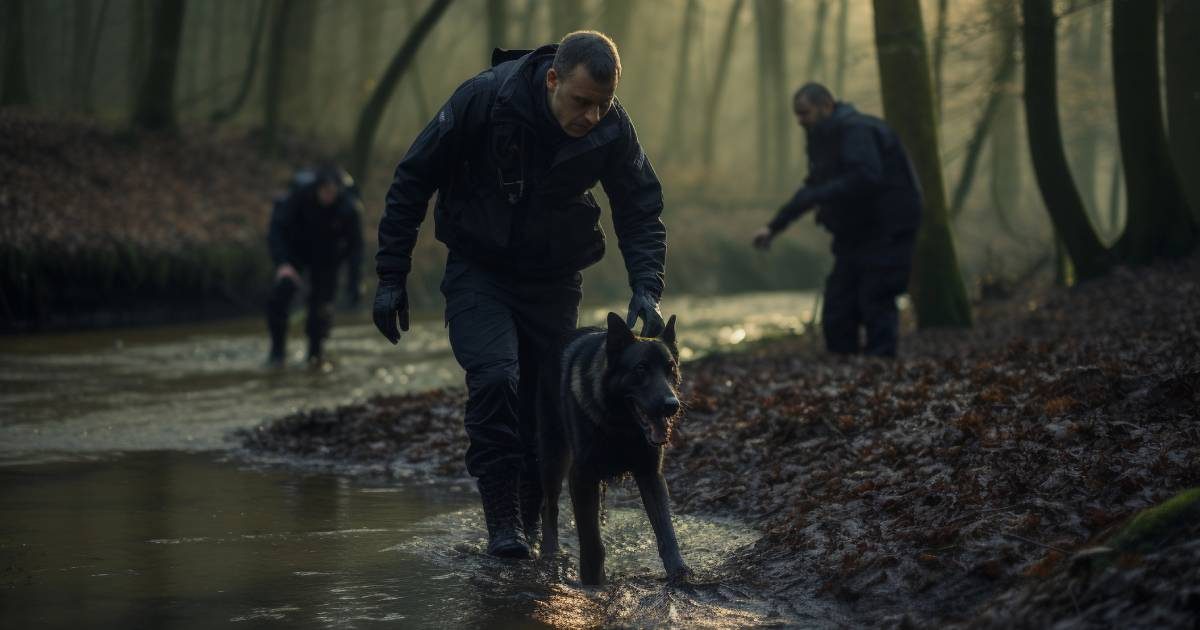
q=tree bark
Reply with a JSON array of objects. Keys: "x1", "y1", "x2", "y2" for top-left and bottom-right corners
[
  {"x1": 72, "y1": 0, "x2": 92, "y2": 110},
  {"x1": 873, "y1": 0, "x2": 971, "y2": 327},
  {"x1": 262, "y1": 0, "x2": 291, "y2": 150},
  {"x1": 1111, "y1": 0, "x2": 1196, "y2": 263},
  {"x1": 1021, "y1": 0, "x2": 1111, "y2": 280},
  {"x1": 754, "y1": 0, "x2": 789, "y2": 190},
  {"x1": 1164, "y1": 0, "x2": 1200, "y2": 223},
  {"x1": 2, "y1": 0, "x2": 33, "y2": 106},
  {"x1": 350, "y1": 0, "x2": 454, "y2": 181},
  {"x1": 133, "y1": 0, "x2": 187, "y2": 132},
  {"x1": 702, "y1": 0, "x2": 744, "y2": 170},
  {"x1": 83, "y1": 0, "x2": 112, "y2": 113}
]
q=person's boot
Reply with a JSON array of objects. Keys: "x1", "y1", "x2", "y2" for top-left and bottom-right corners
[
  {"x1": 266, "y1": 329, "x2": 286, "y2": 367},
  {"x1": 477, "y1": 473, "x2": 531, "y2": 559},
  {"x1": 519, "y1": 473, "x2": 542, "y2": 551},
  {"x1": 305, "y1": 336, "x2": 325, "y2": 366}
]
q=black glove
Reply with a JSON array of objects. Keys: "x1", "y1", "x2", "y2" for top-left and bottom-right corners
[
  {"x1": 626, "y1": 285, "x2": 665, "y2": 337},
  {"x1": 372, "y1": 281, "x2": 409, "y2": 344}
]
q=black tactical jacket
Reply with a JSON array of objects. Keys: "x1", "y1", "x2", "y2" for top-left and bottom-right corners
[
  {"x1": 268, "y1": 181, "x2": 364, "y2": 272},
  {"x1": 769, "y1": 103, "x2": 922, "y2": 258},
  {"x1": 376, "y1": 45, "x2": 667, "y2": 295}
]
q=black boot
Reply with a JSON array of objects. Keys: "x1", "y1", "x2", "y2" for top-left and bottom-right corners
[
  {"x1": 519, "y1": 473, "x2": 542, "y2": 550},
  {"x1": 477, "y1": 473, "x2": 531, "y2": 559}
]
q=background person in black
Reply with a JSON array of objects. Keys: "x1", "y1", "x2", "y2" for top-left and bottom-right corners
[
  {"x1": 265, "y1": 166, "x2": 364, "y2": 366},
  {"x1": 372, "y1": 31, "x2": 667, "y2": 559},
  {"x1": 753, "y1": 83, "x2": 922, "y2": 358}
]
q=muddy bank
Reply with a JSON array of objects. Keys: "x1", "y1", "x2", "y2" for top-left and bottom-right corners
[
  {"x1": 239, "y1": 253, "x2": 1200, "y2": 627},
  {"x1": 0, "y1": 111, "x2": 321, "y2": 332}
]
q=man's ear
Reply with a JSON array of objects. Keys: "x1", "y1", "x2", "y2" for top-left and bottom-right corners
[
  {"x1": 607, "y1": 311, "x2": 634, "y2": 355},
  {"x1": 546, "y1": 66, "x2": 558, "y2": 91}
]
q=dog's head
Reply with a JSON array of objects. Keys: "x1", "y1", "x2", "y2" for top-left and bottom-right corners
[{"x1": 605, "y1": 312, "x2": 682, "y2": 447}]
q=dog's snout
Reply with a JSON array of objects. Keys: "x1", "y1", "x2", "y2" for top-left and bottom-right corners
[{"x1": 662, "y1": 396, "x2": 681, "y2": 416}]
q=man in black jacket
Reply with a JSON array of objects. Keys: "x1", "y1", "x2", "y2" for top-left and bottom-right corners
[
  {"x1": 372, "y1": 32, "x2": 667, "y2": 559},
  {"x1": 266, "y1": 166, "x2": 364, "y2": 366},
  {"x1": 754, "y1": 83, "x2": 922, "y2": 358}
]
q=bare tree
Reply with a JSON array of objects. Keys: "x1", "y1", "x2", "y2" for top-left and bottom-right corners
[
  {"x1": 1165, "y1": 0, "x2": 1200, "y2": 222},
  {"x1": 211, "y1": 0, "x2": 268, "y2": 123},
  {"x1": 873, "y1": 0, "x2": 971, "y2": 327},
  {"x1": 133, "y1": 0, "x2": 188, "y2": 132},
  {"x1": 1111, "y1": 0, "x2": 1196, "y2": 262},
  {"x1": 661, "y1": 0, "x2": 698, "y2": 163},
  {"x1": 350, "y1": 0, "x2": 454, "y2": 181},
  {"x1": 702, "y1": 0, "x2": 744, "y2": 170},
  {"x1": 833, "y1": 0, "x2": 849, "y2": 95}
]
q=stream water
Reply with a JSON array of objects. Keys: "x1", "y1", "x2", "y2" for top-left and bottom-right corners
[{"x1": 0, "y1": 292, "x2": 842, "y2": 628}]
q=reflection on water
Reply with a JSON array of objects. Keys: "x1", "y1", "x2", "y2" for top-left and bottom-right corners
[
  {"x1": 0, "y1": 452, "x2": 829, "y2": 628},
  {"x1": 0, "y1": 292, "x2": 816, "y2": 456}
]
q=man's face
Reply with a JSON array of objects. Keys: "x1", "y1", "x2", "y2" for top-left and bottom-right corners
[
  {"x1": 794, "y1": 97, "x2": 834, "y2": 130},
  {"x1": 546, "y1": 64, "x2": 616, "y2": 138},
  {"x1": 316, "y1": 181, "x2": 338, "y2": 207}
]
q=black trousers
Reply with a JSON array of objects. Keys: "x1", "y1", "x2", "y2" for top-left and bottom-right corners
[
  {"x1": 266, "y1": 264, "x2": 338, "y2": 357},
  {"x1": 441, "y1": 252, "x2": 582, "y2": 478},
  {"x1": 822, "y1": 255, "x2": 910, "y2": 358}
]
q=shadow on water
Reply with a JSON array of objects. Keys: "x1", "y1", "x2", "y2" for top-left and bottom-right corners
[{"x1": 0, "y1": 452, "x2": 833, "y2": 628}]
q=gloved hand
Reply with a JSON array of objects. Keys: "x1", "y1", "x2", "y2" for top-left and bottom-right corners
[
  {"x1": 626, "y1": 285, "x2": 665, "y2": 337},
  {"x1": 752, "y1": 226, "x2": 775, "y2": 251},
  {"x1": 372, "y1": 281, "x2": 409, "y2": 344}
]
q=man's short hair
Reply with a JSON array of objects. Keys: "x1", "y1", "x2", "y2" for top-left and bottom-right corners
[
  {"x1": 794, "y1": 83, "x2": 835, "y2": 110},
  {"x1": 553, "y1": 31, "x2": 621, "y2": 85}
]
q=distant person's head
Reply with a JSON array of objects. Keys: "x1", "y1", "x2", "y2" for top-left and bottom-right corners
[
  {"x1": 313, "y1": 167, "x2": 343, "y2": 207},
  {"x1": 547, "y1": 31, "x2": 621, "y2": 138},
  {"x1": 793, "y1": 83, "x2": 836, "y2": 130}
]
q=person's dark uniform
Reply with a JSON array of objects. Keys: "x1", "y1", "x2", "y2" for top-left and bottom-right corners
[
  {"x1": 767, "y1": 103, "x2": 922, "y2": 357},
  {"x1": 266, "y1": 168, "x2": 364, "y2": 363},
  {"x1": 374, "y1": 45, "x2": 666, "y2": 556}
]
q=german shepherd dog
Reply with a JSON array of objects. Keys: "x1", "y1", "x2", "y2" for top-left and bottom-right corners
[{"x1": 535, "y1": 312, "x2": 692, "y2": 586}]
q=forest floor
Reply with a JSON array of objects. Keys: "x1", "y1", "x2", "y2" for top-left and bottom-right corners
[{"x1": 240, "y1": 252, "x2": 1200, "y2": 627}]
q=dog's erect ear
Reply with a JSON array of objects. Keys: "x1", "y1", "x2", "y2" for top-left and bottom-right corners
[
  {"x1": 660, "y1": 314, "x2": 677, "y2": 347},
  {"x1": 607, "y1": 311, "x2": 635, "y2": 353}
]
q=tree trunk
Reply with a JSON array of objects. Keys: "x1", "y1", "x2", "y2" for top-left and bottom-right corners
[
  {"x1": 1111, "y1": 0, "x2": 1196, "y2": 263},
  {"x1": 872, "y1": 0, "x2": 971, "y2": 328},
  {"x1": 280, "y1": 0, "x2": 317, "y2": 130},
  {"x1": 262, "y1": 0, "x2": 291, "y2": 151},
  {"x1": 754, "y1": 0, "x2": 789, "y2": 190},
  {"x1": 949, "y1": 13, "x2": 1017, "y2": 220},
  {"x1": 356, "y1": 0, "x2": 383, "y2": 104},
  {"x1": 989, "y1": 0, "x2": 1022, "y2": 233},
  {"x1": 403, "y1": 0, "x2": 432, "y2": 125},
  {"x1": 1021, "y1": 0, "x2": 1111, "y2": 280},
  {"x1": 833, "y1": 0, "x2": 849, "y2": 96},
  {"x1": 2, "y1": 0, "x2": 33, "y2": 106},
  {"x1": 82, "y1": 0, "x2": 112, "y2": 113},
  {"x1": 702, "y1": 0, "x2": 744, "y2": 170},
  {"x1": 805, "y1": 0, "x2": 829, "y2": 81},
  {"x1": 486, "y1": 0, "x2": 507, "y2": 58},
  {"x1": 133, "y1": 0, "x2": 187, "y2": 132},
  {"x1": 211, "y1": 0, "x2": 267, "y2": 123},
  {"x1": 1068, "y1": 2, "x2": 1105, "y2": 218},
  {"x1": 128, "y1": 0, "x2": 148, "y2": 110},
  {"x1": 1164, "y1": 0, "x2": 1200, "y2": 223},
  {"x1": 350, "y1": 0, "x2": 453, "y2": 181},
  {"x1": 661, "y1": 0, "x2": 698, "y2": 163},
  {"x1": 932, "y1": 0, "x2": 948, "y2": 115},
  {"x1": 72, "y1": 0, "x2": 92, "y2": 110}
]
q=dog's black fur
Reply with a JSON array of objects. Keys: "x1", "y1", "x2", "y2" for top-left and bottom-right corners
[{"x1": 535, "y1": 312, "x2": 691, "y2": 585}]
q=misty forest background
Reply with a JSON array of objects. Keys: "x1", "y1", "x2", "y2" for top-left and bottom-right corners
[{"x1": 1, "y1": 0, "x2": 1197, "y2": 331}]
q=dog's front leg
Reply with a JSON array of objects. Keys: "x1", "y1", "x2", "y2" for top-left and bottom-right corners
[
  {"x1": 569, "y1": 470, "x2": 606, "y2": 585},
  {"x1": 635, "y1": 472, "x2": 692, "y2": 583}
]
